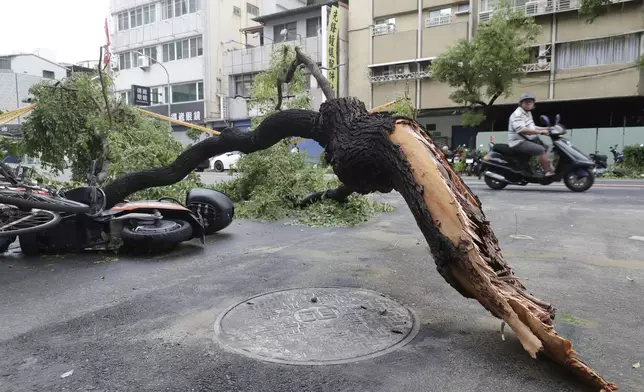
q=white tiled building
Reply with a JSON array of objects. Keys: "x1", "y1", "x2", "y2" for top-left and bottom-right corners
[{"x1": 109, "y1": 0, "x2": 307, "y2": 143}]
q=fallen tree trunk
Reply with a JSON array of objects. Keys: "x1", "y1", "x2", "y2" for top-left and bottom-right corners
[{"x1": 100, "y1": 45, "x2": 617, "y2": 390}]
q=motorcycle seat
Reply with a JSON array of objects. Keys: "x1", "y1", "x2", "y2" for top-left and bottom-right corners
[
  {"x1": 491, "y1": 143, "x2": 531, "y2": 157},
  {"x1": 590, "y1": 154, "x2": 607, "y2": 160}
]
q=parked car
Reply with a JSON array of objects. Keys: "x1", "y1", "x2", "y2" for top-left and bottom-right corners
[{"x1": 211, "y1": 152, "x2": 241, "y2": 172}]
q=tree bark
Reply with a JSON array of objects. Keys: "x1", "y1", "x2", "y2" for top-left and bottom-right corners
[
  {"x1": 102, "y1": 109, "x2": 322, "y2": 208},
  {"x1": 101, "y1": 95, "x2": 616, "y2": 392}
]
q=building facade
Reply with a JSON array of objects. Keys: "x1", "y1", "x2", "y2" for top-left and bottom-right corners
[
  {"x1": 0, "y1": 54, "x2": 68, "y2": 134},
  {"x1": 348, "y1": 0, "x2": 644, "y2": 148},
  {"x1": 108, "y1": 0, "x2": 305, "y2": 144},
  {"x1": 222, "y1": 0, "x2": 348, "y2": 131}
]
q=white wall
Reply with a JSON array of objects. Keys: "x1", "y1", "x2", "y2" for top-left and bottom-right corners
[
  {"x1": 417, "y1": 115, "x2": 462, "y2": 141},
  {"x1": 112, "y1": 56, "x2": 204, "y2": 92},
  {"x1": 9, "y1": 55, "x2": 66, "y2": 80},
  {"x1": 262, "y1": 0, "x2": 307, "y2": 15}
]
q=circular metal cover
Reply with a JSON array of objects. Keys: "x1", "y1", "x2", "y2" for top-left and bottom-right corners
[{"x1": 214, "y1": 287, "x2": 419, "y2": 365}]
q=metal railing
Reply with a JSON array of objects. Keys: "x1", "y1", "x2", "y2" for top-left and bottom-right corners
[
  {"x1": 369, "y1": 70, "x2": 432, "y2": 83},
  {"x1": 373, "y1": 23, "x2": 396, "y2": 36},
  {"x1": 523, "y1": 62, "x2": 552, "y2": 72},
  {"x1": 425, "y1": 14, "x2": 452, "y2": 28},
  {"x1": 479, "y1": 0, "x2": 631, "y2": 22}
]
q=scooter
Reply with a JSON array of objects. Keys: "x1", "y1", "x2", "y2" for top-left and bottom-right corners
[
  {"x1": 609, "y1": 144, "x2": 624, "y2": 164},
  {"x1": 589, "y1": 151, "x2": 608, "y2": 176},
  {"x1": 480, "y1": 114, "x2": 596, "y2": 192},
  {"x1": 16, "y1": 187, "x2": 234, "y2": 255}
]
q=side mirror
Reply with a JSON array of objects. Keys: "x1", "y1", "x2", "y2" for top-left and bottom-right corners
[
  {"x1": 555, "y1": 114, "x2": 561, "y2": 125},
  {"x1": 540, "y1": 115, "x2": 550, "y2": 127}
]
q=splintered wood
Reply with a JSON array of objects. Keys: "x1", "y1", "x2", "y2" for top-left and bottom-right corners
[{"x1": 388, "y1": 120, "x2": 617, "y2": 392}]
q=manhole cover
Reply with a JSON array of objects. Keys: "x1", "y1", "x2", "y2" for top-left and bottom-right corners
[{"x1": 214, "y1": 287, "x2": 419, "y2": 365}]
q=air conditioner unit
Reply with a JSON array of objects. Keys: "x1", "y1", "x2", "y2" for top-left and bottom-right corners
[
  {"x1": 479, "y1": 10, "x2": 493, "y2": 22},
  {"x1": 137, "y1": 56, "x2": 150, "y2": 68},
  {"x1": 525, "y1": 1, "x2": 539, "y2": 15},
  {"x1": 395, "y1": 64, "x2": 410, "y2": 75},
  {"x1": 233, "y1": 6, "x2": 241, "y2": 16}
]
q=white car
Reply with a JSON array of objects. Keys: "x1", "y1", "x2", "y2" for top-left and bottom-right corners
[{"x1": 211, "y1": 152, "x2": 241, "y2": 172}]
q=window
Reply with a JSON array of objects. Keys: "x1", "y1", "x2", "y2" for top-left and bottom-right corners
[
  {"x1": 274, "y1": 21, "x2": 297, "y2": 42},
  {"x1": 119, "y1": 52, "x2": 131, "y2": 69},
  {"x1": 234, "y1": 74, "x2": 255, "y2": 97},
  {"x1": 555, "y1": 34, "x2": 641, "y2": 70},
  {"x1": 427, "y1": 8, "x2": 452, "y2": 27},
  {"x1": 162, "y1": 0, "x2": 198, "y2": 19},
  {"x1": 143, "y1": 46, "x2": 158, "y2": 62},
  {"x1": 163, "y1": 42, "x2": 176, "y2": 61},
  {"x1": 0, "y1": 59, "x2": 10, "y2": 69},
  {"x1": 456, "y1": 3, "x2": 470, "y2": 13},
  {"x1": 373, "y1": 17, "x2": 395, "y2": 36},
  {"x1": 42, "y1": 70, "x2": 55, "y2": 79},
  {"x1": 118, "y1": 4, "x2": 155, "y2": 30},
  {"x1": 306, "y1": 17, "x2": 321, "y2": 38},
  {"x1": 233, "y1": 6, "x2": 241, "y2": 16},
  {"x1": 171, "y1": 81, "x2": 204, "y2": 103},
  {"x1": 151, "y1": 87, "x2": 164, "y2": 104},
  {"x1": 119, "y1": 91, "x2": 133, "y2": 104},
  {"x1": 162, "y1": 36, "x2": 203, "y2": 62},
  {"x1": 132, "y1": 51, "x2": 140, "y2": 67},
  {"x1": 247, "y1": 3, "x2": 259, "y2": 16},
  {"x1": 117, "y1": 11, "x2": 129, "y2": 31}
]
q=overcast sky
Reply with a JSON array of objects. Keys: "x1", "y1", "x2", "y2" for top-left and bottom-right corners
[{"x1": 0, "y1": 0, "x2": 110, "y2": 64}]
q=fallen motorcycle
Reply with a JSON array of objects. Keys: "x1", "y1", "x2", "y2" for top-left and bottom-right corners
[{"x1": 12, "y1": 187, "x2": 234, "y2": 255}]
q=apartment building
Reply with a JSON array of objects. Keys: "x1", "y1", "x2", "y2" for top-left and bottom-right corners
[
  {"x1": 109, "y1": 0, "x2": 305, "y2": 144},
  {"x1": 222, "y1": 0, "x2": 348, "y2": 131},
  {"x1": 0, "y1": 54, "x2": 68, "y2": 136},
  {"x1": 348, "y1": 0, "x2": 644, "y2": 148}
]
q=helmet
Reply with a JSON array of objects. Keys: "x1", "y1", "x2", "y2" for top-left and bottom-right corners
[
  {"x1": 442, "y1": 145, "x2": 449, "y2": 152},
  {"x1": 519, "y1": 92, "x2": 536, "y2": 103}
]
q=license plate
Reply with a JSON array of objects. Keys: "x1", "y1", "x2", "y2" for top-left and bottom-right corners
[{"x1": 466, "y1": 158, "x2": 474, "y2": 163}]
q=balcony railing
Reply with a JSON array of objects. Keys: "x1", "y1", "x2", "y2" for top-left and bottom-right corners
[
  {"x1": 369, "y1": 70, "x2": 432, "y2": 83},
  {"x1": 373, "y1": 23, "x2": 395, "y2": 36},
  {"x1": 425, "y1": 14, "x2": 452, "y2": 27},
  {"x1": 523, "y1": 62, "x2": 551, "y2": 72},
  {"x1": 479, "y1": 0, "x2": 631, "y2": 22}
]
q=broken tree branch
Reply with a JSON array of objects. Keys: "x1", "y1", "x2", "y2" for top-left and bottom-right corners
[
  {"x1": 275, "y1": 45, "x2": 303, "y2": 111},
  {"x1": 101, "y1": 46, "x2": 618, "y2": 390},
  {"x1": 297, "y1": 184, "x2": 354, "y2": 207},
  {"x1": 294, "y1": 46, "x2": 334, "y2": 100}
]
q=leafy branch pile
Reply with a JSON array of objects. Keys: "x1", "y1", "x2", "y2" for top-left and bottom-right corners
[
  {"x1": 213, "y1": 45, "x2": 393, "y2": 226},
  {"x1": 18, "y1": 73, "x2": 202, "y2": 201}
]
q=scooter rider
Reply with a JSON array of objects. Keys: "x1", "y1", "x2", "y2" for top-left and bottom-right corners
[{"x1": 508, "y1": 93, "x2": 553, "y2": 176}]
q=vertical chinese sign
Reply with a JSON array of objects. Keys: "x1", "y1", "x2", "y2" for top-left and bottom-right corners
[{"x1": 326, "y1": 5, "x2": 340, "y2": 96}]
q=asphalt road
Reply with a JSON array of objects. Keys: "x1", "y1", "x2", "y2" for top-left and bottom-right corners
[{"x1": 1, "y1": 184, "x2": 643, "y2": 391}]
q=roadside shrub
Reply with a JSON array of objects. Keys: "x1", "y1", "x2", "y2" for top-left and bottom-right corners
[{"x1": 623, "y1": 144, "x2": 644, "y2": 170}]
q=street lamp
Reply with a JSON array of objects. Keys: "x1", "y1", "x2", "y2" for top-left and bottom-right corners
[{"x1": 134, "y1": 51, "x2": 171, "y2": 126}]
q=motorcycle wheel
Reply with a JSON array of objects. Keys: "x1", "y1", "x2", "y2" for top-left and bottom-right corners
[
  {"x1": 484, "y1": 175, "x2": 508, "y2": 190},
  {"x1": 121, "y1": 219, "x2": 193, "y2": 253},
  {"x1": 564, "y1": 169, "x2": 594, "y2": 192}
]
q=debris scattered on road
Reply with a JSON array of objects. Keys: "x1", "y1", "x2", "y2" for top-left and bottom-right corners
[
  {"x1": 310, "y1": 297, "x2": 318, "y2": 303},
  {"x1": 633, "y1": 362, "x2": 640, "y2": 369},
  {"x1": 391, "y1": 329, "x2": 403, "y2": 334},
  {"x1": 61, "y1": 370, "x2": 74, "y2": 378},
  {"x1": 626, "y1": 277, "x2": 634, "y2": 282}
]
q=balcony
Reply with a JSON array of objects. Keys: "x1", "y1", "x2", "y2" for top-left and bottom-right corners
[
  {"x1": 479, "y1": 0, "x2": 633, "y2": 22},
  {"x1": 223, "y1": 36, "x2": 321, "y2": 76},
  {"x1": 523, "y1": 62, "x2": 551, "y2": 72},
  {"x1": 373, "y1": 23, "x2": 395, "y2": 36},
  {"x1": 425, "y1": 14, "x2": 452, "y2": 28},
  {"x1": 370, "y1": 70, "x2": 432, "y2": 83}
]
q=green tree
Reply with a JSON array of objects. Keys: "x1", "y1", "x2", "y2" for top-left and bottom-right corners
[
  {"x1": 431, "y1": 7, "x2": 540, "y2": 126},
  {"x1": 19, "y1": 72, "x2": 202, "y2": 200},
  {"x1": 215, "y1": 45, "x2": 393, "y2": 226}
]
